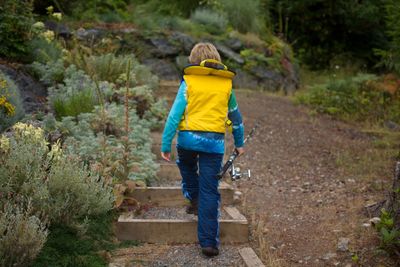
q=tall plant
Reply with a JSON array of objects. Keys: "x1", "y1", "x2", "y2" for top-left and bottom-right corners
[{"x1": 375, "y1": 0, "x2": 400, "y2": 75}]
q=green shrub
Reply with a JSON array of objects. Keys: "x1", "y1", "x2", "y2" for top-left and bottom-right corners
[
  {"x1": 48, "y1": 65, "x2": 113, "y2": 119},
  {"x1": 0, "y1": 203, "x2": 48, "y2": 267},
  {"x1": 0, "y1": 0, "x2": 34, "y2": 60},
  {"x1": 220, "y1": 0, "x2": 264, "y2": 34},
  {"x1": 296, "y1": 73, "x2": 400, "y2": 123},
  {"x1": 0, "y1": 123, "x2": 114, "y2": 226},
  {"x1": 0, "y1": 72, "x2": 25, "y2": 132},
  {"x1": 375, "y1": 209, "x2": 400, "y2": 254},
  {"x1": 191, "y1": 8, "x2": 228, "y2": 35},
  {"x1": 83, "y1": 53, "x2": 136, "y2": 84}
]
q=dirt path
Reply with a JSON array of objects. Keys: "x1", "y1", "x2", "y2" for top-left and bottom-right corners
[{"x1": 232, "y1": 90, "x2": 395, "y2": 266}]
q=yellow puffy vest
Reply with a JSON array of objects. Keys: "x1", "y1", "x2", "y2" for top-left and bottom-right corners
[{"x1": 178, "y1": 60, "x2": 235, "y2": 133}]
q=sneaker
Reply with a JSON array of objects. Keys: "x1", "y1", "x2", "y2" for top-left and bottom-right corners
[
  {"x1": 201, "y1": 247, "x2": 219, "y2": 257},
  {"x1": 185, "y1": 199, "x2": 198, "y2": 215}
]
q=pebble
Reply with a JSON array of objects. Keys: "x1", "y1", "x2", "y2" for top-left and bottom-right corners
[
  {"x1": 369, "y1": 217, "x2": 381, "y2": 225},
  {"x1": 337, "y1": 237, "x2": 350, "y2": 252},
  {"x1": 322, "y1": 252, "x2": 337, "y2": 261}
]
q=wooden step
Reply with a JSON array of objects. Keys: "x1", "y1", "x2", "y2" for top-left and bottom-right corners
[
  {"x1": 129, "y1": 182, "x2": 235, "y2": 206},
  {"x1": 115, "y1": 206, "x2": 248, "y2": 244}
]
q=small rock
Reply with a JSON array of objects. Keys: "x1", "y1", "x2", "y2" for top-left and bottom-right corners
[
  {"x1": 304, "y1": 256, "x2": 312, "y2": 261},
  {"x1": 369, "y1": 217, "x2": 381, "y2": 226},
  {"x1": 337, "y1": 237, "x2": 350, "y2": 252},
  {"x1": 322, "y1": 252, "x2": 337, "y2": 261},
  {"x1": 384, "y1": 120, "x2": 400, "y2": 131}
]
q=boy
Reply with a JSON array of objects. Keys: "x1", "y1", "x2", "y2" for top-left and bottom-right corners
[{"x1": 161, "y1": 43, "x2": 244, "y2": 257}]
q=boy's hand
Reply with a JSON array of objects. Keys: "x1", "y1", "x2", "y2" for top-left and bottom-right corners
[
  {"x1": 236, "y1": 147, "x2": 244, "y2": 156},
  {"x1": 161, "y1": 152, "x2": 171, "y2": 162}
]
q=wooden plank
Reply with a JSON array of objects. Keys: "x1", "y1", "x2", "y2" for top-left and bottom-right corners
[
  {"x1": 239, "y1": 247, "x2": 265, "y2": 267},
  {"x1": 116, "y1": 217, "x2": 248, "y2": 244},
  {"x1": 224, "y1": 206, "x2": 247, "y2": 221},
  {"x1": 129, "y1": 185, "x2": 235, "y2": 206}
]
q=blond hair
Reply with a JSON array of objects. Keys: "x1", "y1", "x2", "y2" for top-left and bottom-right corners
[{"x1": 188, "y1": 42, "x2": 221, "y2": 65}]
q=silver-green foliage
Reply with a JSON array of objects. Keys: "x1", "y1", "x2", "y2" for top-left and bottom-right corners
[
  {"x1": 0, "y1": 203, "x2": 48, "y2": 267},
  {"x1": 0, "y1": 71, "x2": 24, "y2": 132},
  {"x1": 48, "y1": 65, "x2": 114, "y2": 119},
  {"x1": 191, "y1": 8, "x2": 228, "y2": 34},
  {"x1": 220, "y1": 0, "x2": 265, "y2": 34},
  {"x1": 30, "y1": 58, "x2": 65, "y2": 86},
  {"x1": 0, "y1": 123, "x2": 114, "y2": 226},
  {"x1": 59, "y1": 103, "x2": 159, "y2": 183}
]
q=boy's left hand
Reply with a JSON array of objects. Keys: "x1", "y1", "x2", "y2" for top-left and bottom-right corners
[{"x1": 161, "y1": 152, "x2": 171, "y2": 162}]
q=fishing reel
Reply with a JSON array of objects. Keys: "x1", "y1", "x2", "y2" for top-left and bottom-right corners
[{"x1": 229, "y1": 163, "x2": 251, "y2": 181}]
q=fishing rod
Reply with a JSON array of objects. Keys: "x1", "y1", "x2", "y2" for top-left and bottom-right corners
[{"x1": 216, "y1": 120, "x2": 260, "y2": 181}]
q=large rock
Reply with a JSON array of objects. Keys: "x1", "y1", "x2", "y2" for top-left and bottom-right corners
[
  {"x1": 44, "y1": 21, "x2": 72, "y2": 39},
  {"x1": 149, "y1": 37, "x2": 181, "y2": 58},
  {"x1": 175, "y1": 56, "x2": 189, "y2": 71},
  {"x1": 76, "y1": 28, "x2": 104, "y2": 42},
  {"x1": 0, "y1": 64, "x2": 47, "y2": 113},
  {"x1": 170, "y1": 32, "x2": 196, "y2": 54},
  {"x1": 142, "y1": 59, "x2": 180, "y2": 80},
  {"x1": 233, "y1": 70, "x2": 259, "y2": 89},
  {"x1": 215, "y1": 43, "x2": 244, "y2": 65},
  {"x1": 224, "y1": 38, "x2": 243, "y2": 52}
]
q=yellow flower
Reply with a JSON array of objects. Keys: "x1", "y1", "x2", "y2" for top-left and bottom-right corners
[
  {"x1": 0, "y1": 135, "x2": 10, "y2": 151},
  {"x1": 42, "y1": 30, "x2": 55, "y2": 43},
  {"x1": 46, "y1": 6, "x2": 54, "y2": 15},
  {"x1": 32, "y1": 21, "x2": 45, "y2": 30},
  {"x1": 52, "y1": 12, "x2": 62, "y2": 21}
]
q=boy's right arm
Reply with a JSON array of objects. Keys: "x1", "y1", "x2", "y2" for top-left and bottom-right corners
[{"x1": 161, "y1": 81, "x2": 188, "y2": 153}]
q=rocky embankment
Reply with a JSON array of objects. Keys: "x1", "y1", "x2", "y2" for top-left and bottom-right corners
[{"x1": 54, "y1": 23, "x2": 300, "y2": 93}]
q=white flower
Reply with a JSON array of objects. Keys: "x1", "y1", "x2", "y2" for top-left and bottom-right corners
[{"x1": 335, "y1": 65, "x2": 340, "y2": 70}]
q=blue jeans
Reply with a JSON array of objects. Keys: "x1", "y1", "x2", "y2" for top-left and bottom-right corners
[{"x1": 176, "y1": 147, "x2": 223, "y2": 248}]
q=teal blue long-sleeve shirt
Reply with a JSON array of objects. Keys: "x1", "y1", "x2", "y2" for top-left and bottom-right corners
[{"x1": 161, "y1": 80, "x2": 244, "y2": 154}]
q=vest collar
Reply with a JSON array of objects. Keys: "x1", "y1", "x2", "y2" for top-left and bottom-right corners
[{"x1": 183, "y1": 59, "x2": 235, "y2": 79}]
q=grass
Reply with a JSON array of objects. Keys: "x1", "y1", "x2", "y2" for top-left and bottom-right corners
[
  {"x1": 335, "y1": 126, "x2": 399, "y2": 190},
  {"x1": 32, "y1": 211, "x2": 139, "y2": 267},
  {"x1": 250, "y1": 213, "x2": 287, "y2": 267}
]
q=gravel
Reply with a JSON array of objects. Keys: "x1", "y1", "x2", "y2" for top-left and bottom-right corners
[
  {"x1": 147, "y1": 245, "x2": 246, "y2": 267},
  {"x1": 128, "y1": 207, "x2": 232, "y2": 220}
]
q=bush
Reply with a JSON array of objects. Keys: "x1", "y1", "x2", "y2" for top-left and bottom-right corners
[
  {"x1": 30, "y1": 59, "x2": 65, "y2": 86},
  {"x1": 0, "y1": 123, "x2": 114, "y2": 226},
  {"x1": 220, "y1": 0, "x2": 265, "y2": 34},
  {"x1": 0, "y1": 72, "x2": 25, "y2": 132},
  {"x1": 58, "y1": 103, "x2": 159, "y2": 183},
  {"x1": 0, "y1": 0, "x2": 34, "y2": 60},
  {"x1": 190, "y1": 8, "x2": 228, "y2": 35},
  {"x1": 296, "y1": 73, "x2": 400, "y2": 123},
  {"x1": 0, "y1": 203, "x2": 48, "y2": 267},
  {"x1": 48, "y1": 65, "x2": 114, "y2": 119}
]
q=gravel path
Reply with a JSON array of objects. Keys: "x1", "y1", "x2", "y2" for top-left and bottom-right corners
[{"x1": 110, "y1": 244, "x2": 246, "y2": 267}]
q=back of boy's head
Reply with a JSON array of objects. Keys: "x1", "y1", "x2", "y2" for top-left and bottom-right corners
[{"x1": 189, "y1": 43, "x2": 221, "y2": 65}]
